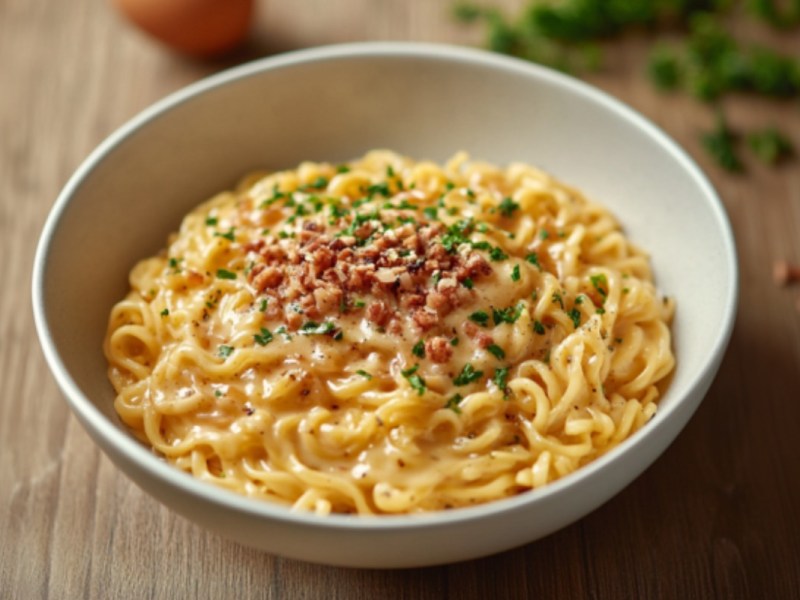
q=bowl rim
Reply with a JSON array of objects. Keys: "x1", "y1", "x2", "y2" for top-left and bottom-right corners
[{"x1": 32, "y1": 40, "x2": 738, "y2": 531}]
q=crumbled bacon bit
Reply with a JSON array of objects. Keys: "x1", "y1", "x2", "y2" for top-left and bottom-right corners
[
  {"x1": 425, "y1": 337, "x2": 453, "y2": 364},
  {"x1": 245, "y1": 209, "x2": 493, "y2": 336}
]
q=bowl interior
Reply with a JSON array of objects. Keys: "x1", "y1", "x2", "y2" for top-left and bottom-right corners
[{"x1": 34, "y1": 43, "x2": 737, "y2": 559}]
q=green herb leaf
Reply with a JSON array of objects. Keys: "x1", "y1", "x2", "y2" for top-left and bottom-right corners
[
  {"x1": 218, "y1": 345, "x2": 234, "y2": 358},
  {"x1": 300, "y1": 321, "x2": 337, "y2": 335},
  {"x1": 525, "y1": 253, "x2": 541, "y2": 269},
  {"x1": 489, "y1": 246, "x2": 508, "y2": 261},
  {"x1": 160, "y1": 308, "x2": 169, "y2": 317},
  {"x1": 469, "y1": 310, "x2": 489, "y2": 326},
  {"x1": 216, "y1": 268, "x2": 237, "y2": 280},
  {"x1": 205, "y1": 216, "x2": 218, "y2": 226},
  {"x1": 511, "y1": 264, "x2": 521, "y2": 282},
  {"x1": 254, "y1": 327, "x2": 274, "y2": 346},
  {"x1": 214, "y1": 227, "x2": 236, "y2": 242},
  {"x1": 533, "y1": 320, "x2": 546, "y2": 335},
  {"x1": 402, "y1": 364, "x2": 427, "y2": 395},
  {"x1": 487, "y1": 344, "x2": 506, "y2": 359},
  {"x1": 493, "y1": 367, "x2": 510, "y2": 394},
  {"x1": 356, "y1": 369, "x2": 373, "y2": 380},
  {"x1": 453, "y1": 363, "x2": 484, "y2": 386},
  {"x1": 412, "y1": 340, "x2": 426, "y2": 358},
  {"x1": 445, "y1": 393, "x2": 464, "y2": 413},
  {"x1": 498, "y1": 196, "x2": 520, "y2": 217},
  {"x1": 568, "y1": 307, "x2": 581, "y2": 328},
  {"x1": 493, "y1": 303, "x2": 523, "y2": 325}
]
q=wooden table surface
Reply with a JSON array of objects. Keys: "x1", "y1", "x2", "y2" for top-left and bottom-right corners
[{"x1": 2, "y1": 0, "x2": 799, "y2": 597}]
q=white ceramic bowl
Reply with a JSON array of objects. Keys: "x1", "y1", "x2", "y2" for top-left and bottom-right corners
[{"x1": 32, "y1": 42, "x2": 737, "y2": 568}]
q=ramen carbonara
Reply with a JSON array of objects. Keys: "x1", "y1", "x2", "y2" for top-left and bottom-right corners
[{"x1": 104, "y1": 151, "x2": 675, "y2": 515}]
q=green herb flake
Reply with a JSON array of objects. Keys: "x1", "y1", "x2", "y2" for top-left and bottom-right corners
[
  {"x1": 218, "y1": 345, "x2": 234, "y2": 358},
  {"x1": 401, "y1": 364, "x2": 427, "y2": 396},
  {"x1": 423, "y1": 206, "x2": 439, "y2": 221},
  {"x1": 469, "y1": 310, "x2": 490, "y2": 326},
  {"x1": 489, "y1": 246, "x2": 508, "y2": 262},
  {"x1": 525, "y1": 253, "x2": 541, "y2": 269},
  {"x1": 539, "y1": 230, "x2": 550, "y2": 240},
  {"x1": 487, "y1": 344, "x2": 506, "y2": 359},
  {"x1": 160, "y1": 308, "x2": 169, "y2": 317},
  {"x1": 552, "y1": 292, "x2": 564, "y2": 309},
  {"x1": 533, "y1": 320, "x2": 546, "y2": 335},
  {"x1": 214, "y1": 227, "x2": 236, "y2": 242},
  {"x1": 412, "y1": 340, "x2": 426, "y2": 358},
  {"x1": 453, "y1": 363, "x2": 484, "y2": 386},
  {"x1": 462, "y1": 277, "x2": 474, "y2": 289},
  {"x1": 493, "y1": 304, "x2": 523, "y2": 325},
  {"x1": 590, "y1": 273, "x2": 608, "y2": 301},
  {"x1": 216, "y1": 268, "x2": 237, "y2": 280},
  {"x1": 205, "y1": 216, "x2": 218, "y2": 226},
  {"x1": 568, "y1": 307, "x2": 581, "y2": 328},
  {"x1": 445, "y1": 393, "x2": 464, "y2": 414},
  {"x1": 259, "y1": 298, "x2": 268, "y2": 312},
  {"x1": 493, "y1": 367, "x2": 510, "y2": 395},
  {"x1": 511, "y1": 264, "x2": 521, "y2": 282},
  {"x1": 300, "y1": 321, "x2": 337, "y2": 335},
  {"x1": 450, "y1": 336, "x2": 460, "y2": 346},
  {"x1": 356, "y1": 369, "x2": 373, "y2": 380},
  {"x1": 254, "y1": 327, "x2": 274, "y2": 346},
  {"x1": 498, "y1": 196, "x2": 520, "y2": 217}
]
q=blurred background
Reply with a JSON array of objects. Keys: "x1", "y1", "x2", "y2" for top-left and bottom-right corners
[{"x1": 1, "y1": 0, "x2": 798, "y2": 597}]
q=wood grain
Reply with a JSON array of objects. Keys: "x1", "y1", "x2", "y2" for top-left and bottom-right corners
[{"x1": 1, "y1": 0, "x2": 798, "y2": 597}]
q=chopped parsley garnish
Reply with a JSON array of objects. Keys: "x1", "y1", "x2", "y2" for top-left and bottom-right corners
[
  {"x1": 511, "y1": 264, "x2": 521, "y2": 282},
  {"x1": 453, "y1": 363, "x2": 484, "y2": 386},
  {"x1": 275, "y1": 325, "x2": 292, "y2": 340},
  {"x1": 498, "y1": 196, "x2": 520, "y2": 217},
  {"x1": 254, "y1": 327, "x2": 274, "y2": 346},
  {"x1": 489, "y1": 246, "x2": 509, "y2": 262},
  {"x1": 160, "y1": 308, "x2": 169, "y2": 317},
  {"x1": 367, "y1": 182, "x2": 391, "y2": 197},
  {"x1": 218, "y1": 345, "x2": 234, "y2": 358},
  {"x1": 568, "y1": 307, "x2": 581, "y2": 328},
  {"x1": 539, "y1": 230, "x2": 550, "y2": 240},
  {"x1": 356, "y1": 369, "x2": 373, "y2": 380},
  {"x1": 552, "y1": 292, "x2": 564, "y2": 309},
  {"x1": 300, "y1": 321, "x2": 337, "y2": 335},
  {"x1": 590, "y1": 273, "x2": 608, "y2": 301},
  {"x1": 493, "y1": 303, "x2": 523, "y2": 325},
  {"x1": 476, "y1": 222, "x2": 488, "y2": 233},
  {"x1": 445, "y1": 394, "x2": 463, "y2": 414},
  {"x1": 596, "y1": 307, "x2": 606, "y2": 315},
  {"x1": 493, "y1": 367, "x2": 510, "y2": 394},
  {"x1": 533, "y1": 320, "x2": 546, "y2": 335},
  {"x1": 469, "y1": 310, "x2": 490, "y2": 326},
  {"x1": 259, "y1": 298, "x2": 268, "y2": 312},
  {"x1": 304, "y1": 176, "x2": 329, "y2": 190},
  {"x1": 336, "y1": 165, "x2": 350, "y2": 173},
  {"x1": 575, "y1": 295, "x2": 585, "y2": 305},
  {"x1": 462, "y1": 277, "x2": 474, "y2": 289},
  {"x1": 214, "y1": 227, "x2": 236, "y2": 242},
  {"x1": 412, "y1": 340, "x2": 426, "y2": 358},
  {"x1": 402, "y1": 364, "x2": 427, "y2": 396},
  {"x1": 525, "y1": 253, "x2": 541, "y2": 269},
  {"x1": 450, "y1": 336, "x2": 460, "y2": 346},
  {"x1": 205, "y1": 216, "x2": 218, "y2": 226},
  {"x1": 353, "y1": 299, "x2": 366, "y2": 308},
  {"x1": 216, "y1": 268, "x2": 237, "y2": 280},
  {"x1": 487, "y1": 344, "x2": 506, "y2": 359},
  {"x1": 423, "y1": 206, "x2": 439, "y2": 220}
]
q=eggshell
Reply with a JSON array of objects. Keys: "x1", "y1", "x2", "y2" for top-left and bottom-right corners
[{"x1": 113, "y1": 0, "x2": 255, "y2": 57}]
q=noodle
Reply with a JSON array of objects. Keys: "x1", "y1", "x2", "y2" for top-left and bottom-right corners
[{"x1": 104, "y1": 150, "x2": 675, "y2": 515}]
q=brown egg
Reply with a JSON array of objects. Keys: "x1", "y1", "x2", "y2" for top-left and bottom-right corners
[{"x1": 113, "y1": 0, "x2": 255, "y2": 58}]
